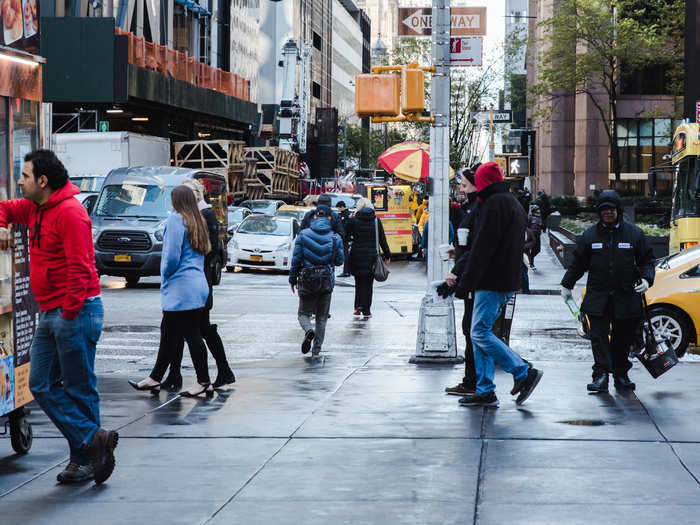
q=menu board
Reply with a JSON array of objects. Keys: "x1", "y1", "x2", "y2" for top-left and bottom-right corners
[
  {"x1": 0, "y1": 0, "x2": 39, "y2": 54},
  {"x1": 12, "y1": 224, "x2": 38, "y2": 408}
]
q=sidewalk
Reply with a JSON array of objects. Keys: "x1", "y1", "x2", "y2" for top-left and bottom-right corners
[{"x1": 2, "y1": 244, "x2": 700, "y2": 524}]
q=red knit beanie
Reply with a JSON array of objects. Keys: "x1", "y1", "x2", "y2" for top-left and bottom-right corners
[{"x1": 475, "y1": 162, "x2": 504, "y2": 193}]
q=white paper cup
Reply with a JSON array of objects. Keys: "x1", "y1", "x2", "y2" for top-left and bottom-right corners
[
  {"x1": 457, "y1": 228, "x2": 469, "y2": 246},
  {"x1": 438, "y1": 244, "x2": 452, "y2": 261}
]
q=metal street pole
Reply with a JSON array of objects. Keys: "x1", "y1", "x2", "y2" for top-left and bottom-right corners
[
  {"x1": 489, "y1": 104, "x2": 495, "y2": 161},
  {"x1": 411, "y1": 0, "x2": 461, "y2": 364}
]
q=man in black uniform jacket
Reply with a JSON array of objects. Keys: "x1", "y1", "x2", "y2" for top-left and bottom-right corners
[{"x1": 561, "y1": 190, "x2": 655, "y2": 392}]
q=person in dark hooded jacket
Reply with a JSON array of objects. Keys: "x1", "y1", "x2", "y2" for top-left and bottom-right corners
[
  {"x1": 289, "y1": 206, "x2": 344, "y2": 356},
  {"x1": 300, "y1": 194, "x2": 345, "y2": 237},
  {"x1": 344, "y1": 198, "x2": 390, "y2": 318},
  {"x1": 455, "y1": 162, "x2": 543, "y2": 407},
  {"x1": 561, "y1": 189, "x2": 655, "y2": 393}
]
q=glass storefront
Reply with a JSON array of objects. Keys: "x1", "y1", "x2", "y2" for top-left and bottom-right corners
[
  {"x1": 616, "y1": 118, "x2": 675, "y2": 174},
  {"x1": 11, "y1": 99, "x2": 39, "y2": 198}
]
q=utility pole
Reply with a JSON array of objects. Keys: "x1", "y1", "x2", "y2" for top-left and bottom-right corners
[
  {"x1": 489, "y1": 104, "x2": 495, "y2": 161},
  {"x1": 411, "y1": 0, "x2": 461, "y2": 364}
]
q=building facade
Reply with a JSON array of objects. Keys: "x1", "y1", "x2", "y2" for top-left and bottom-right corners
[
  {"x1": 332, "y1": 0, "x2": 365, "y2": 123},
  {"x1": 526, "y1": 0, "x2": 678, "y2": 197}
]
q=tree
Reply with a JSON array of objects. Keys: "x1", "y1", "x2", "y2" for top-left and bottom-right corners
[
  {"x1": 339, "y1": 123, "x2": 409, "y2": 172},
  {"x1": 530, "y1": 0, "x2": 683, "y2": 181}
]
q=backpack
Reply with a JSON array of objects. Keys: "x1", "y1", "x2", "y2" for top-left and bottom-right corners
[{"x1": 297, "y1": 237, "x2": 337, "y2": 298}]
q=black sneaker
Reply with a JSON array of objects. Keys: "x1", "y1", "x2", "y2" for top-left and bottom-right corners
[
  {"x1": 515, "y1": 367, "x2": 543, "y2": 405},
  {"x1": 458, "y1": 392, "x2": 499, "y2": 407},
  {"x1": 88, "y1": 428, "x2": 119, "y2": 484},
  {"x1": 301, "y1": 330, "x2": 315, "y2": 354},
  {"x1": 57, "y1": 462, "x2": 94, "y2": 484},
  {"x1": 445, "y1": 383, "x2": 476, "y2": 396}
]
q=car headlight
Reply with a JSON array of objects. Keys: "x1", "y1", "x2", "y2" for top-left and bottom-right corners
[
  {"x1": 92, "y1": 228, "x2": 99, "y2": 242},
  {"x1": 154, "y1": 229, "x2": 164, "y2": 242},
  {"x1": 276, "y1": 241, "x2": 290, "y2": 251}
]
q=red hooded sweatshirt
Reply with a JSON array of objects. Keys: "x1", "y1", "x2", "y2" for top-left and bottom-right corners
[{"x1": 0, "y1": 183, "x2": 100, "y2": 319}]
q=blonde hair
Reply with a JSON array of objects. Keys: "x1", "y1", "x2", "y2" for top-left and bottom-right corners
[
  {"x1": 182, "y1": 178, "x2": 204, "y2": 200},
  {"x1": 354, "y1": 197, "x2": 374, "y2": 213}
]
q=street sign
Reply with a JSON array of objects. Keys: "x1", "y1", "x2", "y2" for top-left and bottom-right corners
[
  {"x1": 99, "y1": 121, "x2": 109, "y2": 132},
  {"x1": 470, "y1": 110, "x2": 513, "y2": 123},
  {"x1": 450, "y1": 37, "x2": 483, "y2": 67},
  {"x1": 508, "y1": 156, "x2": 530, "y2": 177},
  {"x1": 397, "y1": 7, "x2": 487, "y2": 37},
  {"x1": 696, "y1": 101, "x2": 700, "y2": 123}
]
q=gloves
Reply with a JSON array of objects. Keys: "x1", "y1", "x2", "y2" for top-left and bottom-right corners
[
  {"x1": 634, "y1": 279, "x2": 649, "y2": 294},
  {"x1": 436, "y1": 282, "x2": 456, "y2": 299},
  {"x1": 560, "y1": 286, "x2": 573, "y2": 300}
]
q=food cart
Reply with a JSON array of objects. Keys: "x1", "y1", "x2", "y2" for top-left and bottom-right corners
[{"x1": 0, "y1": 42, "x2": 46, "y2": 454}]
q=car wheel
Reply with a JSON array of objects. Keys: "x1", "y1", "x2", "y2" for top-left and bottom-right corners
[
  {"x1": 647, "y1": 307, "x2": 690, "y2": 358},
  {"x1": 212, "y1": 258, "x2": 223, "y2": 285}
]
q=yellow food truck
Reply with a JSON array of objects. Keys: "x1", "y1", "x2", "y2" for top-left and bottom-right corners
[
  {"x1": 670, "y1": 122, "x2": 700, "y2": 254},
  {"x1": 366, "y1": 184, "x2": 415, "y2": 257}
]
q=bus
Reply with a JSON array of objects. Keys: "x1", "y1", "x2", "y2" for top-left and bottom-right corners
[{"x1": 670, "y1": 122, "x2": 700, "y2": 254}]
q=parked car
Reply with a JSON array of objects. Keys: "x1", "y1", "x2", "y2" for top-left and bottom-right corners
[
  {"x1": 227, "y1": 206, "x2": 253, "y2": 234},
  {"x1": 275, "y1": 205, "x2": 313, "y2": 223},
  {"x1": 91, "y1": 166, "x2": 229, "y2": 286},
  {"x1": 644, "y1": 246, "x2": 700, "y2": 357},
  {"x1": 226, "y1": 215, "x2": 299, "y2": 272},
  {"x1": 238, "y1": 199, "x2": 285, "y2": 216}
]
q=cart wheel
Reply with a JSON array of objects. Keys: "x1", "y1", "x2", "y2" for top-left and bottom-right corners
[{"x1": 9, "y1": 409, "x2": 32, "y2": 455}]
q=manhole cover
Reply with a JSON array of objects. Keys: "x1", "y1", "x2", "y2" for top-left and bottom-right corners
[{"x1": 559, "y1": 419, "x2": 605, "y2": 426}]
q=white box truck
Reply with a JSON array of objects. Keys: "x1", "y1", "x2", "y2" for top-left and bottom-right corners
[{"x1": 52, "y1": 132, "x2": 171, "y2": 201}]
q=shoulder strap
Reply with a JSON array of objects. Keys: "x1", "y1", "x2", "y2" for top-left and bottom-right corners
[{"x1": 374, "y1": 218, "x2": 379, "y2": 255}]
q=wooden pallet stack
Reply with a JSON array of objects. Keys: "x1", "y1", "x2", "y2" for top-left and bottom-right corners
[
  {"x1": 173, "y1": 140, "x2": 247, "y2": 199},
  {"x1": 243, "y1": 147, "x2": 299, "y2": 200}
]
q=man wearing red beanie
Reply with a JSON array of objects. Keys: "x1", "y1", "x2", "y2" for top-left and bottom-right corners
[{"x1": 455, "y1": 162, "x2": 543, "y2": 406}]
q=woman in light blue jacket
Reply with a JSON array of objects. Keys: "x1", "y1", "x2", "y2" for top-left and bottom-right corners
[{"x1": 129, "y1": 185, "x2": 212, "y2": 397}]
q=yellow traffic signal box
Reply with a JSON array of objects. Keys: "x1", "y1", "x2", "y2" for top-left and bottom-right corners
[
  {"x1": 401, "y1": 68, "x2": 425, "y2": 114},
  {"x1": 355, "y1": 74, "x2": 401, "y2": 117}
]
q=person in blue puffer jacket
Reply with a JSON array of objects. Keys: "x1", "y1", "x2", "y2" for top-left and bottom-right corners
[{"x1": 289, "y1": 205, "x2": 344, "y2": 356}]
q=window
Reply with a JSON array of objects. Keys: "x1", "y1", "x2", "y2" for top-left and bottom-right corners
[
  {"x1": 312, "y1": 82, "x2": 321, "y2": 99},
  {"x1": 616, "y1": 118, "x2": 673, "y2": 174},
  {"x1": 313, "y1": 32, "x2": 322, "y2": 51}
]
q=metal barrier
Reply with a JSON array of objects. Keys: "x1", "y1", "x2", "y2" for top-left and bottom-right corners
[{"x1": 114, "y1": 28, "x2": 250, "y2": 101}]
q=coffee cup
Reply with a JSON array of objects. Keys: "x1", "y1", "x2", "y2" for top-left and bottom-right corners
[{"x1": 457, "y1": 228, "x2": 469, "y2": 246}]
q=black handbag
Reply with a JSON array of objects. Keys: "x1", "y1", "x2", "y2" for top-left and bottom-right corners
[
  {"x1": 297, "y1": 238, "x2": 337, "y2": 297},
  {"x1": 636, "y1": 296, "x2": 678, "y2": 379},
  {"x1": 373, "y1": 218, "x2": 390, "y2": 282}
]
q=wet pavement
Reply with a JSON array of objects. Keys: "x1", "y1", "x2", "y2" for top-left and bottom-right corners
[{"x1": 2, "y1": 242, "x2": 700, "y2": 524}]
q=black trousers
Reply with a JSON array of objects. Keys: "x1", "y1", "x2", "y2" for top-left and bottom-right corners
[
  {"x1": 588, "y1": 302, "x2": 639, "y2": 378},
  {"x1": 461, "y1": 295, "x2": 477, "y2": 389},
  {"x1": 353, "y1": 273, "x2": 374, "y2": 314},
  {"x1": 150, "y1": 309, "x2": 210, "y2": 384},
  {"x1": 171, "y1": 307, "x2": 230, "y2": 375}
]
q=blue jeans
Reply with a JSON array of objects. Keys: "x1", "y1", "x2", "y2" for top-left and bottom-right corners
[
  {"x1": 29, "y1": 298, "x2": 103, "y2": 464},
  {"x1": 471, "y1": 291, "x2": 529, "y2": 396}
]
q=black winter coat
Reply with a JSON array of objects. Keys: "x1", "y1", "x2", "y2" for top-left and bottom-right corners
[
  {"x1": 561, "y1": 220, "x2": 655, "y2": 319},
  {"x1": 300, "y1": 208, "x2": 345, "y2": 238},
  {"x1": 201, "y1": 207, "x2": 219, "y2": 309},
  {"x1": 456, "y1": 182, "x2": 526, "y2": 294},
  {"x1": 344, "y1": 208, "x2": 391, "y2": 276},
  {"x1": 450, "y1": 193, "x2": 479, "y2": 278}
]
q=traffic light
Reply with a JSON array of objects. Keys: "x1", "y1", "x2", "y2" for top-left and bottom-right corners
[
  {"x1": 355, "y1": 74, "x2": 401, "y2": 118},
  {"x1": 401, "y1": 68, "x2": 425, "y2": 115}
]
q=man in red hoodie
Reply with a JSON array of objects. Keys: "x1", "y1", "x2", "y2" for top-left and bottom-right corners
[
  {"x1": 0, "y1": 150, "x2": 117, "y2": 484},
  {"x1": 455, "y1": 162, "x2": 543, "y2": 407}
]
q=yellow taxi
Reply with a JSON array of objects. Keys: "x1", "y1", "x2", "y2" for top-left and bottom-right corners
[
  {"x1": 275, "y1": 205, "x2": 313, "y2": 224},
  {"x1": 645, "y1": 245, "x2": 700, "y2": 357}
]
